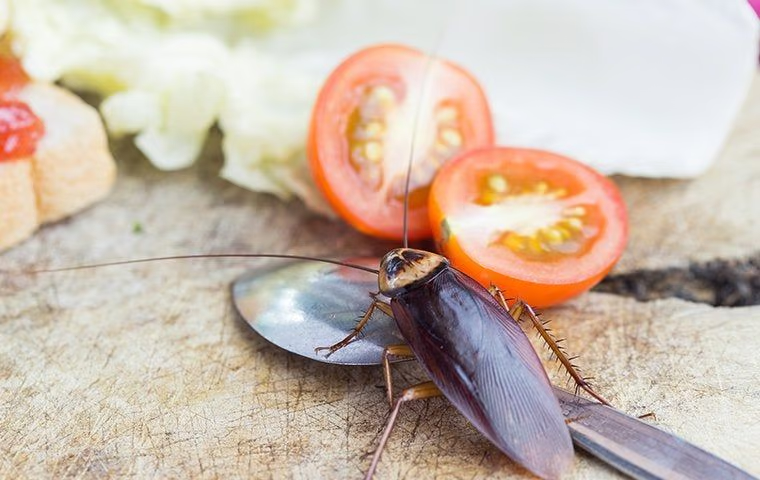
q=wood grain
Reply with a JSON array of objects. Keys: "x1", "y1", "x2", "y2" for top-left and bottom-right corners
[{"x1": 1, "y1": 74, "x2": 759, "y2": 479}]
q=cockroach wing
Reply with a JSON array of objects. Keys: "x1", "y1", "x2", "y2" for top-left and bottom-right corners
[{"x1": 391, "y1": 268, "x2": 573, "y2": 480}]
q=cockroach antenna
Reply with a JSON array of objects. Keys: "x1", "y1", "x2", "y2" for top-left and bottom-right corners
[
  {"x1": 26, "y1": 254, "x2": 380, "y2": 275},
  {"x1": 401, "y1": 27, "x2": 452, "y2": 249},
  {"x1": 400, "y1": 61, "x2": 429, "y2": 248}
]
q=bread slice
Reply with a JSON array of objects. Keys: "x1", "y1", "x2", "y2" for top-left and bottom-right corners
[
  {"x1": 0, "y1": 83, "x2": 116, "y2": 251},
  {"x1": 17, "y1": 82, "x2": 116, "y2": 223},
  {"x1": 0, "y1": 159, "x2": 38, "y2": 250}
]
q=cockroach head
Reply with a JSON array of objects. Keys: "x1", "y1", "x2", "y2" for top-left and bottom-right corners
[{"x1": 378, "y1": 248, "x2": 449, "y2": 297}]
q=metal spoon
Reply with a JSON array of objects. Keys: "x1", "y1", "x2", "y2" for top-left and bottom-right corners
[
  {"x1": 232, "y1": 259, "x2": 756, "y2": 480},
  {"x1": 232, "y1": 257, "x2": 400, "y2": 365}
]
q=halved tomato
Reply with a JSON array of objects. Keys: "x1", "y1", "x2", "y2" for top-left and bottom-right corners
[
  {"x1": 430, "y1": 147, "x2": 628, "y2": 307},
  {"x1": 308, "y1": 44, "x2": 494, "y2": 240}
]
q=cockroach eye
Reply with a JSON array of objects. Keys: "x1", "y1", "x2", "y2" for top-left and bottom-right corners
[
  {"x1": 401, "y1": 250, "x2": 426, "y2": 263},
  {"x1": 385, "y1": 256, "x2": 404, "y2": 276}
]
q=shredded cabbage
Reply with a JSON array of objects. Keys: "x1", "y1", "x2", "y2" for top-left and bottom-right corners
[{"x1": 6, "y1": 0, "x2": 330, "y2": 211}]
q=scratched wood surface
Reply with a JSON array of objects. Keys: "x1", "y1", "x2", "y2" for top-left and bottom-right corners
[{"x1": 0, "y1": 74, "x2": 759, "y2": 479}]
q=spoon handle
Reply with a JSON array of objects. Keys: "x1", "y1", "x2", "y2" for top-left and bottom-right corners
[{"x1": 554, "y1": 387, "x2": 757, "y2": 480}]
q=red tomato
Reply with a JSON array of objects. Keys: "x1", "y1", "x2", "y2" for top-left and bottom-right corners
[
  {"x1": 0, "y1": 101, "x2": 45, "y2": 162},
  {"x1": 429, "y1": 147, "x2": 628, "y2": 308},
  {"x1": 308, "y1": 44, "x2": 494, "y2": 240}
]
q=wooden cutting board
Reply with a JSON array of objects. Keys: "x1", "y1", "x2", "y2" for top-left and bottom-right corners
[{"x1": 1, "y1": 75, "x2": 759, "y2": 479}]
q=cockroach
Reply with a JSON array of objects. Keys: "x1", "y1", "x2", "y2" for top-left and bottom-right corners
[{"x1": 346, "y1": 248, "x2": 585, "y2": 479}]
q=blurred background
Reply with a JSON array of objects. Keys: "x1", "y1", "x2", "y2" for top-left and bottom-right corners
[{"x1": 6, "y1": 0, "x2": 759, "y2": 213}]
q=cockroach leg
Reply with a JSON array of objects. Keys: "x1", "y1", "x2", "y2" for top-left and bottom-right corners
[
  {"x1": 314, "y1": 298, "x2": 391, "y2": 356},
  {"x1": 521, "y1": 302, "x2": 612, "y2": 406},
  {"x1": 508, "y1": 300, "x2": 524, "y2": 321},
  {"x1": 365, "y1": 381, "x2": 442, "y2": 480},
  {"x1": 372, "y1": 297, "x2": 394, "y2": 317},
  {"x1": 382, "y1": 344, "x2": 415, "y2": 407},
  {"x1": 488, "y1": 286, "x2": 611, "y2": 406}
]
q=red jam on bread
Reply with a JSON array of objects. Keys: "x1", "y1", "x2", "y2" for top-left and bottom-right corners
[{"x1": 0, "y1": 56, "x2": 43, "y2": 162}]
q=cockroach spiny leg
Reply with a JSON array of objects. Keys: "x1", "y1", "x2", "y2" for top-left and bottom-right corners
[
  {"x1": 382, "y1": 344, "x2": 415, "y2": 407},
  {"x1": 365, "y1": 381, "x2": 442, "y2": 480},
  {"x1": 314, "y1": 299, "x2": 384, "y2": 356},
  {"x1": 488, "y1": 286, "x2": 612, "y2": 406}
]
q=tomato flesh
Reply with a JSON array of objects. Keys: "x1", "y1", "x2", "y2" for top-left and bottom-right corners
[
  {"x1": 309, "y1": 45, "x2": 494, "y2": 240},
  {"x1": 430, "y1": 147, "x2": 628, "y2": 308}
]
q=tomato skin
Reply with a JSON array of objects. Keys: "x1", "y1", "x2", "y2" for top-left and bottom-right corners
[
  {"x1": 429, "y1": 147, "x2": 628, "y2": 308},
  {"x1": 308, "y1": 44, "x2": 494, "y2": 241}
]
